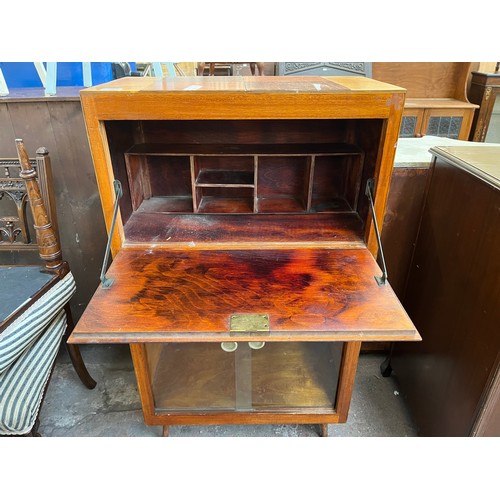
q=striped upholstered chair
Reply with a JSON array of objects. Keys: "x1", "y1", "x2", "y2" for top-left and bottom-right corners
[{"x1": 0, "y1": 139, "x2": 95, "y2": 436}]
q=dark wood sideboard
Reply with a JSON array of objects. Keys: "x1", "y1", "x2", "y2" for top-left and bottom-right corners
[
  {"x1": 468, "y1": 71, "x2": 500, "y2": 142},
  {"x1": 391, "y1": 145, "x2": 500, "y2": 436}
]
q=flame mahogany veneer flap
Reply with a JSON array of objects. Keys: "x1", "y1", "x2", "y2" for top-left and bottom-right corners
[{"x1": 71, "y1": 248, "x2": 419, "y2": 344}]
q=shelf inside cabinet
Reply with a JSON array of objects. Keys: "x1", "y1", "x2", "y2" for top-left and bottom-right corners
[
  {"x1": 196, "y1": 169, "x2": 254, "y2": 187},
  {"x1": 197, "y1": 195, "x2": 254, "y2": 214},
  {"x1": 137, "y1": 197, "x2": 194, "y2": 214},
  {"x1": 257, "y1": 196, "x2": 307, "y2": 213},
  {"x1": 123, "y1": 142, "x2": 365, "y2": 217}
]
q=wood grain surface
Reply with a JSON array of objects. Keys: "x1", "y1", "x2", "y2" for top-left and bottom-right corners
[{"x1": 71, "y1": 247, "x2": 418, "y2": 343}]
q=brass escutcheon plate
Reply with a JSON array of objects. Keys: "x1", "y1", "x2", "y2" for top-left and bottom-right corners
[{"x1": 229, "y1": 313, "x2": 270, "y2": 335}]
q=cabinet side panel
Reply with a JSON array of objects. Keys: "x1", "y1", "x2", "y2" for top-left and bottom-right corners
[{"x1": 395, "y1": 157, "x2": 500, "y2": 436}]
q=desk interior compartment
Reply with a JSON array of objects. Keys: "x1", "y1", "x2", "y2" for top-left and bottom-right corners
[
  {"x1": 105, "y1": 119, "x2": 382, "y2": 245},
  {"x1": 257, "y1": 156, "x2": 311, "y2": 213},
  {"x1": 125, "y1": 152, "x2": 193, "y2": 213}
]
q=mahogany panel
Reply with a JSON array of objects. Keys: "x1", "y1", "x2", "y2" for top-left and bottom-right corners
[
  {"x1": 381, "y1": 167, "x2": 430, "y2": 299},
  {"x1": 71, "y1": 247, "x2": 418, "y2": 343}
]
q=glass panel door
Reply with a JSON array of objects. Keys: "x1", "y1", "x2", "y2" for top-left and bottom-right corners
[{"x1": 147, "y1": 341, "x2": 344, "y2": 414}]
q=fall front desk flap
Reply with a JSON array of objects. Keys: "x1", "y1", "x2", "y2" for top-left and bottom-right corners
[{"x1": 70, "y1": 247, "x2": 419, "y2": 344}]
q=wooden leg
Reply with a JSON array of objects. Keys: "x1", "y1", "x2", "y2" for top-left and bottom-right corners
[
  {"x1": 66, "y1": 344, "x2": 97, "y2": 389},
  {"x1": 318, "y1": 424, "x2": 329, "y2": 437},
  {"x1": 336, "y1": 341, "x2": 362, "y2": 423},
  {"x1": 64, "y1": 304, "x2": 96, "y2": 389},
  {"x1": 162, "y1": 425, "x2": 170, "y2": 437}
]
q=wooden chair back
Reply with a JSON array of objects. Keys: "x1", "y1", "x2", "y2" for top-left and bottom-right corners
[
  {"x1": 0, "y1": 139, "x2": 95, "y2": 399},
  {"x1": 0, "y1": 144, "x2": 59, "y2": 264}
]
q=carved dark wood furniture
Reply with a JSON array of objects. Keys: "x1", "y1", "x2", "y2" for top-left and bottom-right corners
[
  {"x1": 69, "y1": 76, "x2": 420, "y2": 436},
  {"x1": 391, "y1": 145, "x2": 500, "y2": 436},
  {"x1": 0, "y1": 140, "x2": 95, "y2": 436},
  {"x1": 468, "y1": 71, "x2": 500, "y2": 142},
  {"x1": 277, "y1": 62, "x2": 372, "y2": 77}
]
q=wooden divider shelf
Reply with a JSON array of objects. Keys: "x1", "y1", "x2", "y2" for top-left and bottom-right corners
[{"x1": 125, "y1": 142, "x2": 364, "y2": 216}]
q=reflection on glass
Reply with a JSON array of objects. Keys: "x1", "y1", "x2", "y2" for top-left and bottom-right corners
[
  {"x1": 485, "y1": 95, "x2": 500, "y2": 143},
  {"x1": 147, "y1": 342, "x2": 343, "y2": 412}
]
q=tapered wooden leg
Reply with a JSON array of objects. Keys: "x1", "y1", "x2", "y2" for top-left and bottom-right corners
[
  {"x1": 318, "y1": 424, "x2": 329, "y2": 437},
  {"x1": 162, "y1": 425, "x2": 170, "y2": 437}
]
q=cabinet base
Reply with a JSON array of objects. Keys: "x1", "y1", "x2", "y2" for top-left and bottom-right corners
[{"x1": 160, "y1": 423, "x2": 330, "y2": 437}]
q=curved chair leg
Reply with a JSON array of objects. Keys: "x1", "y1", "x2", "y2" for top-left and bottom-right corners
[
  {"x1": 64, "y1": 304, "x2": 96, "y2": 389},
  {"x1": 66, "y1": 343, "x2": 97, "y2": 389}
]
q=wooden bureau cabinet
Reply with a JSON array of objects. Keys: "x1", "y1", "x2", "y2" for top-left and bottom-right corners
[{"x1": 69, "y1": 76, "x2": 419, "y2": 436}]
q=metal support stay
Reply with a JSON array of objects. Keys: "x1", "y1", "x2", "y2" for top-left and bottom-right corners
[
  {"x1": 365, "y1": 178, "x2": 388, "y2": 285},
  {"x1": 100, "y1": 179, "x2": 122, "y2": 288}
]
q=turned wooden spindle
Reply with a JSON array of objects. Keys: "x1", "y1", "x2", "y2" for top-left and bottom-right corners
[{"x1": 15, "y1": 139, "x2": 62, "y2": 270}]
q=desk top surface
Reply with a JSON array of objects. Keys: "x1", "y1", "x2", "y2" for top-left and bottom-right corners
[
  {"x1": 395, "y1": 136, "x2": 498, "y2": 167},
  {"x1": 430, "y1": 145, "x2": 500, "y2": 188},
  {"x1": 81, "y1": 76, "x2": 405, "y2": 95}
]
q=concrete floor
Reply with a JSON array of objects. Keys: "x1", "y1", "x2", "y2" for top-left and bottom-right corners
[{"x1": 38, "y1": 345, "x2": 417, "y2": 437}]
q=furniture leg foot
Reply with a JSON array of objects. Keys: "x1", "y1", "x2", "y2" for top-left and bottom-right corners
[
  {"x1": 162, "y1": 425, "x2": 169, "y2": 437},
  {"x1": 318, "y1": 424, "x2": 329, "y2": 437},
  {"x1": 66, "y1": 344, "x2": 97, "y2": 389}
]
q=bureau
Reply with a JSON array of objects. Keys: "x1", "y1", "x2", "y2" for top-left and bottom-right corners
[{"x1": 69, "y1": 76, "x2": 419, "y2": 436}]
